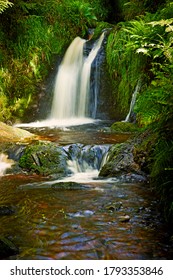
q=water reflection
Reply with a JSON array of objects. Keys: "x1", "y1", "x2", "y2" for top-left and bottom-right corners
[{"x1": 0, "y1": 175, "x2": 172, "y2": 260}]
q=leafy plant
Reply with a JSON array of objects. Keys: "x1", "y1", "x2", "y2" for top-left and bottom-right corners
[{"x1": 0, "y1": 0, "x2": 13, "y2": 14}]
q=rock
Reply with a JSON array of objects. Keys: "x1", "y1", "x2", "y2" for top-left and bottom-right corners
[
  {"x1": 0, "y1": 121, "x2": 36, "y2": 143},
  {"x1": 99, "y1": 142, "x2": 141, "y2": 177},
  {"x1": 51, "y1": 181, "x2": 90, "y2": 190},
  {"x1": 105, "y1": 201, "x2": 123, "y2": 212},
  {"x1": 0, "y1": 237, "x2": 19, "y2": 259},
  {"x1": 99, "y1": 135, "x2": 148, "y2": 181},
  {"x1": 19, "y1": 141, "x2": 68, "y2": 176},
  {"x1": 67, "y1": 210, "x2": 94, "y2": 218},
  {"x1": 111, "y1": 121, "x2": 140, "y2": 133},
  {"x1": 118, "y1": 215, "x2": 130, "y2": 222},
  {"x1": 0, "y1": 206, "x2": 15, "y2": 216}
]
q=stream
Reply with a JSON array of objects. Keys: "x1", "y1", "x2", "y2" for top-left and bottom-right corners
[
  {"x1": 1, "y1": 33, "x2": 173, "y2": 260},
  {"x1": 0, "y1": 123, "x2": 173, "y2": 260}
]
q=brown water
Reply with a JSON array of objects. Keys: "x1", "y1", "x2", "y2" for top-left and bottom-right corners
[{"x1": 0, "y1": 124, "x2": 173, "y2": 260}]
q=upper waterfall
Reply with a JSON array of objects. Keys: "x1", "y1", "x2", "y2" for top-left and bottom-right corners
[
  {"x1": 50, "y1": 37, "x2": 86, "y2": 119},
  {"x1": 50, "y1": 33, "x2": 105, "y2": 121},
  {"x1": 15, "y1": 33, "x2": 105, "y2": 128}
]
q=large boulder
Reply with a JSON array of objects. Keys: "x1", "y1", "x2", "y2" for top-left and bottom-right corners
[
  {"x1": 0, "y1": 122, "x2": 35, "y2": 143},
  {"x1": 99, "y1": 132, "x2": 152, "y2": 182},
  {"x1": 19, "y1": 141, "x2": 68, "y2": 177}
]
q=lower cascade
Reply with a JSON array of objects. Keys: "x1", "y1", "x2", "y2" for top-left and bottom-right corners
[{"x1": 64, "y1": 143, "x2": 110, "y2": 172}]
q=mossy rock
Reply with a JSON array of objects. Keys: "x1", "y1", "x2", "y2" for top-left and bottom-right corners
[
  {"x1": 111, "y1": 121, "x2": 141, "y2": 133},
  {"x1": 92, "y1": 21, "x2": 113, "y2": 39},
  {"x1": 19, "y1": 141, "x2": 68, "y2": 176}
]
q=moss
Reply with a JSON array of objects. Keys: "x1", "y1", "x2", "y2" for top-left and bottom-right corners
[
  {"x1": 19, "y1": 141, "x2": 67, "y2": 176},
  {"x1": 106, "y1": 26, "x2": 147, "y2": 119},
  {"x1": 92, "y1": 21, "x2": 113, "y2": 39},
  {"x1": 111, "y1": 121, "x2": 141, "y2": 133}
]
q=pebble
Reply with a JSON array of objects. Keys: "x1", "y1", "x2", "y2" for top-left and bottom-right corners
[{"x1": 118, "y1": 215, "x2": 130, "y2": 222}]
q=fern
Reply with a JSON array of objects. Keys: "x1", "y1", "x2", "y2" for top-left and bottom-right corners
[{"x1": 0, "y1": 0, "x2": 13, "y2": 13}]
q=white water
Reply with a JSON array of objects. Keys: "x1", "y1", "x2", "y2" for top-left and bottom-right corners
[
  {"x1": 19, "y1": 144, "x2": 117, "y2": 189},
  {"x1": 124, "y1": 80, "x2": 141, "y2": 122},
  {"x1": 16, "y1": 33, "x2": 105, "y2": 129},
  {"x1": 78, "y1": 32, "x2": 105, "y2": 118},
  {"x1": 0, "y1": 153, "x2": 14, "y2": 176},
  {"x1": 50, "y1": 37, "x2": 86, "y2": 119}
]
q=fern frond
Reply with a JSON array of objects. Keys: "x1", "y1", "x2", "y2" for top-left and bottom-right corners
[{"x1": 0, "y1": 0, "x2": 13, "y2": 14}]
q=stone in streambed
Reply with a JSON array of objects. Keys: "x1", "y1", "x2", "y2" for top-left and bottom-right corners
[
  {"x1": 118, "y1": 215, "x2": 130, "y2": 222},
  {"x1": 51, "y1": 181, "x2": 90, "y2": 190}
]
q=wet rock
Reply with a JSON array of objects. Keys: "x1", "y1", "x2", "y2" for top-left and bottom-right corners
[
  {"x1": 51, "y1": 181, "x2": 90, "y2": 190},
  {"x1": 0, "y1": 206, "x2": 15, "y2": 216},
  {"x1": 99, "y1": 136, "x2": 148, "y2": 181},
  {"x1": 68, "y1": 210, "x2": 94, "y2": 218},
  {"x1": 19, "y1": 141, "x2": 68, "y2": 177},
  {"x1": 0, "y1": 237, "x2": 19, "y2": 259},
  {"x1": 0, "y1": 121, "x2": 36, "y2": 143},
  {"x1": 119, "y1": 173, "x2": 148, "y2": 183},
  {"x1": 118, "y1": 215, "x2": 130, "y2": 222},
  {"x1": 105, "y1": 201, "x2": 123, "y2": 212}
]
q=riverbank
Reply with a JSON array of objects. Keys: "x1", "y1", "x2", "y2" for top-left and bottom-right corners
[{"x1": 0, "y1": 122, "x2": 36, "y2": 143}]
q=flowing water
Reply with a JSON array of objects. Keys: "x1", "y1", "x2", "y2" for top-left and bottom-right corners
[
  {"x1": 0, "y1": 124, "x2": 173, "y2": 260},
  {"x1": 124, "y1": 80, "x2": 141, "y2": 122},
  {"x1": 1, "y1": 35, "x2": 173, "y2": 260}
]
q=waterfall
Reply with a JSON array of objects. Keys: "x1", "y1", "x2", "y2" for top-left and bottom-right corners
[
  {"x1": 50, "y1": 37, "x2": 86, "y2": 119},
  {"x1": 124, "y1": 80, "x2": 141, "y2": 122},
  {"x1": 50, "y1": 33, "x2": 105, "y2": 121},
  {"x1": 78, "y1": 32, "x2": 105, "y2": 118},
  {"x1": 64, "y1": 143, "x2": 110, "y2": 173},
  {"x1": 15, "y1": 33, "x2": 105, "y2": 128}
]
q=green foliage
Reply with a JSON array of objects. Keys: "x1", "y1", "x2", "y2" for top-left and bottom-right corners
[
  {"x1": 0, "y1": 0, "x2": 104, "y2": 122},
  {"x1": 151, "y1": 137, "x2": 173, "y2": 221},
  {"x1": 111, "y1": 121, "x2": 141, "y2": 133},
  {"x1": 63, "y1": 1, "x2": 97, "y2": 36},
  {"x1": 93, "y1": 21, "x2": 113, "y2": 39},
  {"x1": 106, "y1": 23, "x2": 146, "y2": 117},
  {"x1": 106, "y1": 5, "x2": 173, "y2": 221},
  {"x1": 0, "y1": 0, "x2": 13, "y2": 13}
]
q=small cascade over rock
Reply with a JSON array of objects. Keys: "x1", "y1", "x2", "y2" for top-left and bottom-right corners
[{"x1": 63, "y1": 143, "x2": 110, "y2": 174}]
